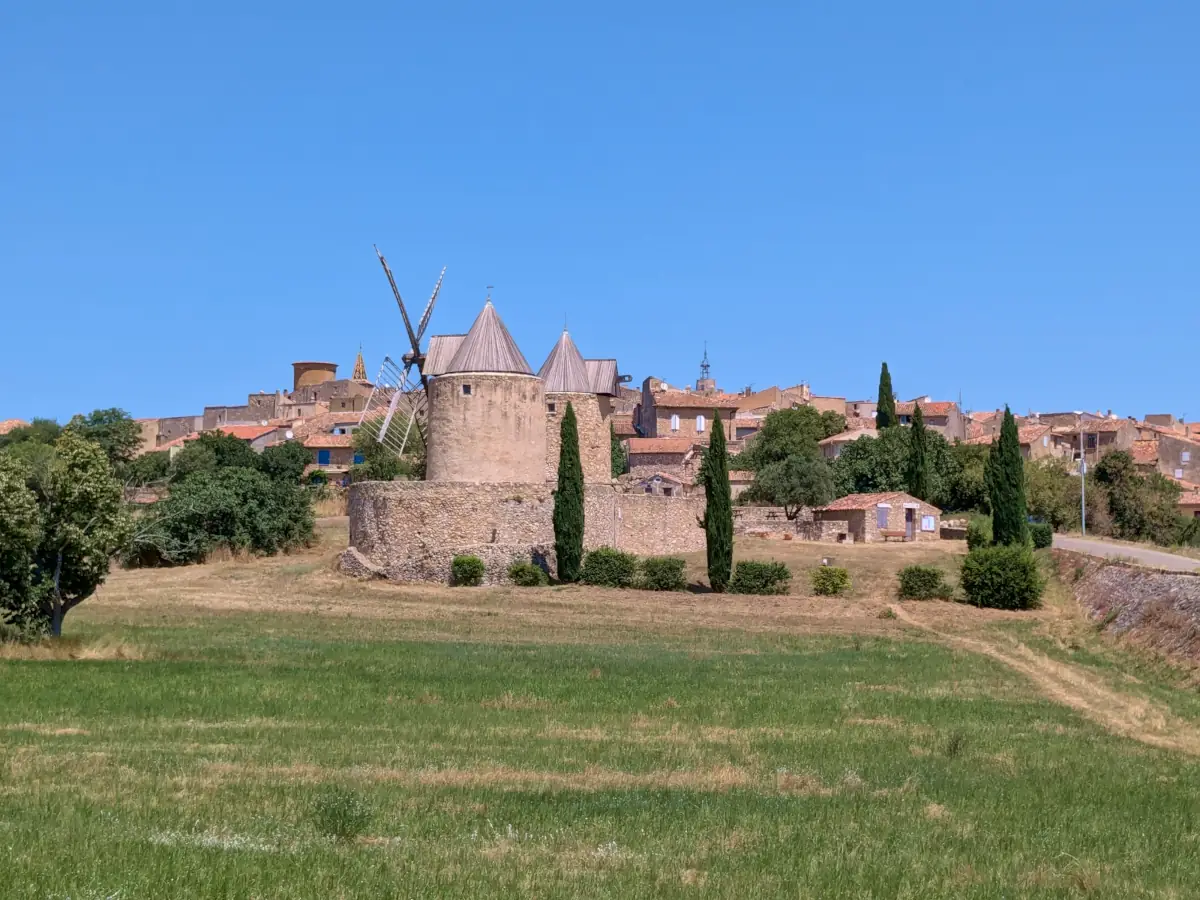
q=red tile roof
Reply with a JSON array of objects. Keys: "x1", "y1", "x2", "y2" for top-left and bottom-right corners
[
  {"x1": 611, "y1": 414, "x2": 637, "y2": 437},
  {"x1": 1131, "y1": 439, "x2": 1159, "y2": 465},
  {"x1": 964, "y1": 424, "x2": 1051, "y2": 447},
  {"x1": 0, "y1": 418, "x2": 29, "y2": 435},
  {"x1": 819, "y1": 428, "x2": 877, "y2": 445},
  {"x1": 158, "y1": 434, "x2": 199, "y2": 450},
  {"x1": 1179, "y1": 492, "x2": 1200, "y2": 508},
  {"x1": 652, "y1": 391, "x2": 743, "y2": 410},
  {"x1": 816, "y1": 491, "x2": 940, "y2": 513},
  {"x1": 896, "y1": 401, "x2": 958, "y2": 417},
  {"x1": 626, "y1": 437, "x2": 696, "y2": 455},
  {"x1": 210, "y1": 424, "x2": 279, "y2": 441},
  {"x1": 844, "y1": 416, "x2": 877, "y2": 431},
  {"x1": 969, "y1": 410, "x2": 999, "y2": 424},
  {"x1": 303, "y1": 433, "x2": 355, "y2": 449}
]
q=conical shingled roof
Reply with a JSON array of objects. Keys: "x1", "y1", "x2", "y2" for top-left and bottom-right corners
[
  {"x1": 445, "y1": 300, "x2": 533, "y2": 375},
  {"x1": 538, "y1": 330, "x2": 592, "y2": 393}
]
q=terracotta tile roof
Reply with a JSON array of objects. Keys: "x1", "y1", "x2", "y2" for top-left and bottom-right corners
[
  {"x1": 963, "y1": 424, "x2": 1051, "y2": 447},
  {"x1": 969, "y1": 410, "x2": 999, "y2": 423},
  {"x1": 732, "y1": 417, "x2": 763, "y2": 428},
  {"x1": 816, "y1": 491, "x2": 940, "y2": 514},
  {"x1": 626, "y1": 437, "x2": 696, "y2": 455},
  {"x1": 896, "y1": 401, "x2": 958, "y2": 417},
  {"x1": 210, "y1": 424, "x2": 279, "y2": 441},
  {"x1": 1057, "y1": 418, "x2": 1134, "y2": 434},
  {"x1": 158, "y1": 434, "x2": 199, "y2": 450},
  {"x1": 0, "y1": 418, "x2": 29, "y2": 435},
  {"x1": 966, "y1": 422, "x2": 987, "y2": 440},
  {"x1": 652, "y1": 391, "x2": 743, "y2": 410},
  {"x1": 1131, "y1": 439, "x2": 1160, "y2": 465},
  {"x1": 303, "y1": 433, "x2": 355, "y2": 449},
  {"x1": 291, "y1": 408, "x2": 384, "y2": 439},
  {"x1": 611, "y1": 414, "x2": 637, "y2": 437},
  {"x1": 1179, "y1": 492, "x2": 1200, "y2": 507},
  {"x1": 819, "y1": 428, "x2": 877, "y2": 445}
]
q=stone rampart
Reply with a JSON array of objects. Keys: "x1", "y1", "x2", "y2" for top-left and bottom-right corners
[{"x1": 345, "y1": 480, "x2": 705, "y2": 583}]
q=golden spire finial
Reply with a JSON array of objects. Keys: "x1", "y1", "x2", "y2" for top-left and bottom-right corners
[{"x1": 352, "y1": 344, "x2": 367, "y2": 381}]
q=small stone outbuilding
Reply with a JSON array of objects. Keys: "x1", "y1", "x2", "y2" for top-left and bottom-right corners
[{"x1": 811, "y1": 492, "x2": 941, "y2": 543}]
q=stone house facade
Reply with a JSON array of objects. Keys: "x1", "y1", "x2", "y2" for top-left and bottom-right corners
[
  {"x1": 811, "y1": 492, "x2": 941, "y2": 543},
  {"x1": 896, "y1": 400, "x2": 966, "y2": 441},
  {"x1": 964, "y1": 424, "x2": 1066, "y2": 461},
  {"x1": 1156, "y1": 433, "x2": 1200, "y2": 484},
  {"x1": 819, "y1": 428, "x2": 877, "y2": 460},
  {"x1": 640, "y1": 378, "x2": 741, "y2": 443},
  {"x1": 625, "y1": 437, "x2": 698, "y2": 479}
]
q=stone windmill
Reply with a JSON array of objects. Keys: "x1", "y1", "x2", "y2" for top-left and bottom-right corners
[{"x1": 358, "y1": 246, "x2": 445, "y2": 458}]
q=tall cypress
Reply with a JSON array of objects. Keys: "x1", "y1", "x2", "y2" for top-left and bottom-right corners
[
  {"x1": 989, "y1": 406, "x2": 1028, "y2": 546},
  {"x1": 553, "y1": 402, "x2": 585, "y2": 582},
  {"x1": 609, "y1": 421, "x2": 626, "y2": 478},
  {"x1": 906, "y1": 401, "x2": 930, "y2": 501},
  {"x1": 702, "y1": 409, "x2": 734, "y2": 593},
  {"x1": 876, "y1": 362, "x2": 897, "y2": 429}
]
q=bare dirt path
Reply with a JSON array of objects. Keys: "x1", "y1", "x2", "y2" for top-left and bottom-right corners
[
  {"x1": 1052, "y1": 535, "x2": 1200, "y2": 573},
  {"x1": 890, "y1": 603, "x2": 1200, "y2": 755}
]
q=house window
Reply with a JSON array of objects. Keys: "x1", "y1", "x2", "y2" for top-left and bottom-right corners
[
  {"x1": 1183, "y1": 451, "x2": 1192, "y2": 463},
  {"x1": 462, "y1": 384, "x2": 472, "y2": 396},
  {"x1": 670, "y1": 414, "x2": 680, "y2": 432},
  {"x1": 876, "y1": 505, "x2": 889, "y2": 530},
  {"x1": 317, "y1": 449, "x2": 331, "y2": 466},
  {"x1": 663, "y1": 487, "x2": 674, "y2": 497},
  {"x1": 1043, "y1": 436, "x2": 1049, "y2": 447},
  {"x1": 353, "y1": 454, "x2": 364, "y2": 465},
  {"x1": 547, "y1": 402, "x2": 556, "y2": 414},
  {"x1": 696, "y1": 414, "x2": 706, "y2": 433},
  {"x1": 1086, "y1": 434, "x2": 1097, "y2": 450},
  {"x1": 1176, "y1": 469, "x2": 1185, "y2": 479}
]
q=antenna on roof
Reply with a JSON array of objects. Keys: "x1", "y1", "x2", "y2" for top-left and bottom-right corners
[{"x1": 486, "y1": 285, "x2": 494, "y2": 302}]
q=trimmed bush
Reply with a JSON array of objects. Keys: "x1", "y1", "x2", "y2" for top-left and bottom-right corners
[
  {"x1": 450, "y1": 555, "x2": 485, "y2": 587},
  {"x1": 897, "y1": 565, "x2": 952, "y2": 600},
  {"x1": 966, "y1": 519, "x2": 992, "y2": 550},
  {"x1": 1029, "y1": 521, "x2": 1053, "y2": 550},
  {"x1": 311, "y1": 786, "x2": 372, "y2": 841},
  {"x1": 508, "y1": 561, "x2": 549, "y2": 587},
  {"x1": 810, "y1": 565, "x2": 851, "y2": 596},
  {"x1": 639, "y1": 557, "x2": 687, "y2": 592},
  {"x1": 959, "y1": 545, "x2": 1044, "y2": 610},
  {"x1": 729, "y1": 561, "x2": 792, "y2": 595},
  {"x1": 580, "y1": 548, "x2": 639, "y2": 588}
]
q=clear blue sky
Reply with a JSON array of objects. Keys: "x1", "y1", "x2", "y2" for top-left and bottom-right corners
[{"x1": 4, "y1": 2, "x2": 1198, "y2": 423}]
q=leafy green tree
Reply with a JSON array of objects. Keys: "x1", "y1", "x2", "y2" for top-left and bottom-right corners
[
  {"x1": 946, "y1": 442, "x2": 990, "y2": 512},
  {"x1": 128, "y1": 467, "x2": 313, "y2": 567},
  {"x1": 170, "y1": 430, "x2": 261, "y2": 481},
  {"x1": 906, "y1": 402, "x2": 930, "y2": 501},
  {"x1": 750, "y1": 454, "x2": 834, "y2": 519},
  {"x1": 64, "y1": 408, "x2": 143, "y2": 468},
  {"x1": 738, "y1": 407, "x2": 845, "y2": 472},
  {"x1": 258, "y1": 440, "x2": 311, "y2": 483},
  {"x1": 610, "y1": 422, "x2": 627, "y2": 478},
  {"x1": 553, "y1": 402, "x2": 585, "y2": 582},
  {"x1": 0, "y1": 455, "x2": 42, "y2": 632},
  {"x1": 876, "y1": 363, "x2": 897, "y2": 429},
  {"x1": 349, "y1": 417, "x2": 423, "y2": 483},
  {"x1": 1095, "y1": 452, "x2": 1183, "y2": 544},
  {"x1": 699, "y1": 410, "x2": 734, "y2": 592},
  {"x1": 26, "y1": 432, "x2": 130, "y2": 636},
  {"x1": 988, "y1": 407, "x2": 1028, "y2": 546},
  {"x1": 124, "y1": 451, "x2": 171, "y2": 487},
  {"x1": 834, "y1": 426, "x2": 958, "y2": 508},
  {"x1": 0, "y1": 418, "x2": 62, "y2": 451},
  {"x1": 1025, "y1": 458, "x2": 1080, "y2": 531}
]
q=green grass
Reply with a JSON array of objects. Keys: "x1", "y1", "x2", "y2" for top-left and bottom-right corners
[{"x1": 3, "y1": 608, "x2": 1200, "y2": 899}]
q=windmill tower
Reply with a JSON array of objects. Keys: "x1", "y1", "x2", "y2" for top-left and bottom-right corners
[{"x1": 357, "y1": 247, "x2": 445, "y2": 458}]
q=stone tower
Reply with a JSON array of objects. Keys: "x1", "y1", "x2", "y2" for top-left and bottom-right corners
[
  {"x1": 540, "y1": 330, "x2": 610, "y2": 483},
  {"x1": 425, "y1": 300, "x2": 547, "y2": 483}
]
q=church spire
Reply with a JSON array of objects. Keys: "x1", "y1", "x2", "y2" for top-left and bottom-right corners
[{"x1": 352, "y1": 344, "x2": 367, "y2": 381}]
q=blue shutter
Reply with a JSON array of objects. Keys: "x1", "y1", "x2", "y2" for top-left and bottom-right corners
[{"x1": 318, "y1": 449, "x2": 331, "y2": 466}]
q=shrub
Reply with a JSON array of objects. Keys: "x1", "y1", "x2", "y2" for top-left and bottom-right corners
[
  {"x1": 966, "y1": 518, "x2": 992, "y2": 550},
  {"x1": 508, "y1": 561, "x2": 549, "y2": 587},
  {"x1": 810, "y1": 565, "x2": 851, "y2": 596},
  {"x1": 897, "y1": 565, "x2": 952, "y2": 600},
  {"x1": 959, "y1": 545, "x2": 1043, "y2": 610},
  {"x1": 1029, "y1": 521, "x2": 1053, "y2": 550},
  {"x1": 729, "y1": 560, "x2": 792, "y2": 595},
  {"x1": 639, "y1": 557, "x2": 687, "y2": 592},
  {"x1": 450, "y1": 555, "x2": 485, "y2": 587},
  {"x1": 311, "y1": 786, "x2": 372, "y2": 841},
  {"x1": 580, "y1": 548, "x2": 639, "y2": 588}
]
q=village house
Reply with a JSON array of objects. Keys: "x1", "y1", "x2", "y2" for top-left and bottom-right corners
[
  {"x1": 624, "y1": 436, "x2": 699, "y2": 478},
  {"x1": 1180, "y1": 490, "x2": 1200, "y2": 519},
  {"x1": 1051, "y1": 418, "x2": 1139, "y2": 465},
  {"x1": 896, "y1": 399, "x2": 966, "y2": 441},
  {"x1": 964, "y1": 423, "x2": 1065, "y2": 460},
  {"x1": 811, "y1": 492, "x2": 941, "y2": 543},
  {"x1": 845, "y1": 400, "x2": 877, "y2": 419},
  {"x1": 633, "y1": 471, "x2": 688, "y2": 497},
  {"x1": 819, "y1": 427, "x2": 877, "y2": 460},
  {"x1": 303, "y1": 433, "x2": 361, "y2": 482},
  {"x1": 732, "y1": 416, "x2": 764, "y2": 441},
  {"x1": 1155, "y1": 433, "x2": 1200, "y2": 484},
  {"x1": 727, "y1": 469, "x2": 755, "y2": 499},
  {"x1": 638, "y1": 377, "x2": 741, "y2": 443},
  {"x1": 1131, "y1": 439, "x2": 1160, "y2": 470},
  {"x1": 158, "y1": 423, "x2": 284, "y2": 459},
  {"x1": 610, "y1": 413, "x2": 637, "y2": 440},
  {"x1": 0, "y1": 419, "x2": 29, "y2": 435}
]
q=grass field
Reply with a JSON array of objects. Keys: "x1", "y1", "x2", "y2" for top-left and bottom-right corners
[{"x1": 3, "y1": 521, "x2": 1200, "y2": 898}]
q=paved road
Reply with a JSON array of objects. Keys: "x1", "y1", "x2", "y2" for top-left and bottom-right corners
[{"x1": 1053, "y1": 534, "x2": 1200, "y2": 573}]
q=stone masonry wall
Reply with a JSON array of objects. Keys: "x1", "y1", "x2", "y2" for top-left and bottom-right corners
[
  {"x1": 545, "y1": 392, "x2": 612, "y2": 484},
  {"x1": 346, "y1": 480, "x2": 704, "y2": 583}
]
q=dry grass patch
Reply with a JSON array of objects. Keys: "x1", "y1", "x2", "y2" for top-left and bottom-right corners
[
  {"x1": 0, "y1": 636, "x2": 144, "y2": 661},
  {"x1": 480, "y1": 692, "x2": 550, "y2": 711}
]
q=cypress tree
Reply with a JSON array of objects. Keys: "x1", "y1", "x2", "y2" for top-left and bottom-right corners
[
  {"x1": 876, "y1": 362, "x2": 897, "y2": 429},
  {"x1": 702, "y1": 409, "x2": 734, "y2": 593},
  {"x1": 906, "y1": 401, "x2": 930, "y2": 501},
  {"x1": 553, "y1": 402, "x2": 585, "y2": 582},
  {"x1": 989, "y1": 406, "x2": 1028, "y2": 546},
  {"x1": 609, "y1": 421, "x2": 626, "y2": 478}
]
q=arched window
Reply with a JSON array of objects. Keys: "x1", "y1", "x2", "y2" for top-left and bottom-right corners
[
  {"x1": 696, "y1": 414, "x2": 706, "y2": 433},
  {"x1": 670, "y1": 414, "x2": 680, "y2": 432}
]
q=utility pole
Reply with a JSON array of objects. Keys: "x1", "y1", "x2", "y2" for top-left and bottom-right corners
[{"x1": 1079, "y1": 419, "x2": 1087, "y2": 535}]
